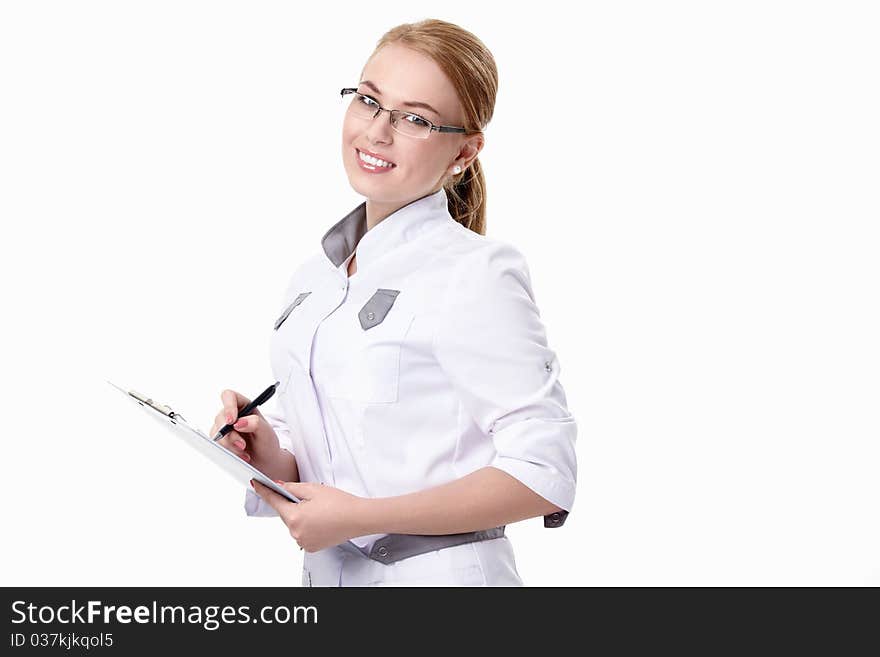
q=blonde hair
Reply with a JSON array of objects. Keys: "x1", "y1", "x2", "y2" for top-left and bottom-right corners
[{"x1": 366, "y1": 19, "x2": 498, "y2": 235}]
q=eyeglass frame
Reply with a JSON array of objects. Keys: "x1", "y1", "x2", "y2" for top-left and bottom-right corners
[{"x1": 340, "y1": 87, "x2": 474, "y2": 136}]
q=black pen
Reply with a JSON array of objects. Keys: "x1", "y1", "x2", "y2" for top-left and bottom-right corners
[{"x1": 211, "y1": 381, "x2": 280, "y2": 442}]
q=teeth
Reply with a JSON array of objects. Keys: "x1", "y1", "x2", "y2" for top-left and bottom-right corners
[{"x1": 358, "y1": 150, "x2": 394, "y2": 168}]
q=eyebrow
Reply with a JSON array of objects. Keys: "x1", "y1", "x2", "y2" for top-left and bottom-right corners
[{"x1": 358, "y1": 80, "x2": 441, "y2": 118}]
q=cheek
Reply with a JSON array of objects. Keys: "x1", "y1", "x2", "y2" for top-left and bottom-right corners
[
  {"x1": 341, "y1": 126, "x2": 358, "y2": 167},
  {"x1": 341, "y1": 115, "x2": 360, "y2": 146},
  {"x1": 407, "y1": 144, "x2": 448, "y2": 178},
  {"x1": 342, "y1": 121, "x2": 356, "y2": 146}
]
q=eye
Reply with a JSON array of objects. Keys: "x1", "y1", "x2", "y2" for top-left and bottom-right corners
[
  {"x1": 358, "y1": 93, "x2": 379, "y2": 108},
  {"x1": 403, "y1": 113, "x2": 430, "y2": 127}
]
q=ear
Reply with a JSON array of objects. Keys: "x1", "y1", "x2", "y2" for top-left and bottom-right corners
[{"x1": 456, "y1": 132, "x2": 484, "y2": 170}]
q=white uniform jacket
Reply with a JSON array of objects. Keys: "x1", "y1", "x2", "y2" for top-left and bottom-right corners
[{"x1": 245, "y1": 187, "x2": 577, "y2": 553}]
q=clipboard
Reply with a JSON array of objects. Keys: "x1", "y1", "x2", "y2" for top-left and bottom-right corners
[{"x1": 108, "y1": 380, "x2": 300, "y2": 505}]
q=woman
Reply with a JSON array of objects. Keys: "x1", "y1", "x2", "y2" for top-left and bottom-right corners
[{"x1": 210, "y1": 19, "x2": 577, "y2": 586}]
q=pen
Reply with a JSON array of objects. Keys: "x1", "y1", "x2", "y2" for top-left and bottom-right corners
[{"x1": 212, "y1": 381, "x2": 280, "y2": 442}]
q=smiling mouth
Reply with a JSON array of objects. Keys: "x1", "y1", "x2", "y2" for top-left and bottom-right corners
[{"x1": 356, "y1": 148, "x2": 397, "y2": 168}]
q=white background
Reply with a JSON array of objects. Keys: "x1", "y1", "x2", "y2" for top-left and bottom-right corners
[{"x1": 1, "y1": 1, "x2": 877, "y2": 586}]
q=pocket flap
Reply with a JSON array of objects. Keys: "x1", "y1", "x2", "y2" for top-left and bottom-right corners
[
  {"x1": 358, "y1": 289, "x2": 400, "y2": 330},
  {"x1": 274, "y1": 291, "x2": 311, "y2": 330}
]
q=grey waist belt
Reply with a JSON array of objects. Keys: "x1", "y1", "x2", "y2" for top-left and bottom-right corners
[{"x1": 336, "y1": 526, "x2": 505, "y2": 565}]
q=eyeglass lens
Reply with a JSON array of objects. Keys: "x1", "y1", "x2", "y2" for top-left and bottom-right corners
[{"x1": 344, "y1": 92, "x2": 432, "y2": 139}]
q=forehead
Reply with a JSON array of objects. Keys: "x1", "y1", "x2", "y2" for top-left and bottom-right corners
[{"x1": 361, "y1": 44, "x2": 460, "y2": 120}]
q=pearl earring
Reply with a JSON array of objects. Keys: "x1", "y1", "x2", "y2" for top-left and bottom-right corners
[{"x1": 453, "y1": 165, "x2": 462, "y2": 174}]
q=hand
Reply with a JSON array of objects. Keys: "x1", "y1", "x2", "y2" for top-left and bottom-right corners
[
  {"x1": 252, "y1": 480, "x2": 367, "y2": 552},
  {"x1": 210, "y1": 389, "x2": 290, "y2": 481}
]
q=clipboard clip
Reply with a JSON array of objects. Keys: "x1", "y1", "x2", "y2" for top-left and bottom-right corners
[
  {"x1": 130, "y1": 390, "x2": 188, "y2": 424},
  {"x1": 108, "y1": 381, "x2": 187, "y2": 424}
]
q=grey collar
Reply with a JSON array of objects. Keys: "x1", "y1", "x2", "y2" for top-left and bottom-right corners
[
  {"x1": 320, "y1": 188, "x2": 451, "y2": 269},
  {"x1": 320, "y1": 201, "x2": 368, "y2": 268}
]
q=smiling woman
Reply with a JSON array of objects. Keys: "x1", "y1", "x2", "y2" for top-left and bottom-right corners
[
  {"x1": 339, "y1": 23, "x2": 495, "y2": 233},
  {"x1": 225, "y1": 18, "x2": 578, "y2": 588}
]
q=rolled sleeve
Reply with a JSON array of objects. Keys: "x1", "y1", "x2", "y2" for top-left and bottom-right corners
[
  {"x1": 432, "y1": 241, "x2": 578, "y2": 514},
  {"x1": 243, "y1": 394, "x2": 295, "y2": 518}
]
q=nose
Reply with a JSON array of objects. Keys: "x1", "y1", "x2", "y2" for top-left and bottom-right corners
[{"x1": 364, "y1": 107, "x2": 394, "y2": 144}]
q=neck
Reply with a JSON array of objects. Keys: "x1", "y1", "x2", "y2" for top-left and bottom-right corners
[
  {"x1": 364, "y1": 198, "x2": 401, "y2": 231},
  {"x1": 364, "y1": 187, "x2": 442, "y2": 231}
]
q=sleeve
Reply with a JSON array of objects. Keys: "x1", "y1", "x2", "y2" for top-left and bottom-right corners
[{"x1": 431, "y1": 241, "x2": 578, "y2": 522}]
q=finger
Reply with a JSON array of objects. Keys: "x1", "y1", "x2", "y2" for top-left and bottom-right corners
[
  {"x1": 220, "y1": 389, "x2": 252, "y2": 424},
  {"x1": 211, "y1": 410, "x2": 230, "y2": 436},
  {"x1": 232, "y1": 415, "x2": 255, "y2": 433},
  {"x1": 253, "y1": 480, "x2": 290, "y2": 512},
  {"x1": 218, "y1": 431, "x2": 250, "y2": 460},
  {"x1": 213, "y1": 411, "x2": 249, "y2": 450},
  {"x1": 280, "y1": 481, "x2": 316, "y2": 501}
]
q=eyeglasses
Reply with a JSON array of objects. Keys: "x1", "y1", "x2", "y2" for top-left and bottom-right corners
[{"x1": 340, "y1": 87, "x2": 470, "y2": 139}]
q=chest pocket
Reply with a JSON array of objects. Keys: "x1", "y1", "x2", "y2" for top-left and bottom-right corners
[{"x1": 325, "y1": 289, "x2": 414, "y2": 404}]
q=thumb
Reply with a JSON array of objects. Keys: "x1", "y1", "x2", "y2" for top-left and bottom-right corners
[{"x1": 279, "y1": 481, "x2": 318, "y2": 501}]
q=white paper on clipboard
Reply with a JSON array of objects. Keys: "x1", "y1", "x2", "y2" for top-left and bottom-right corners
[{"x1": 108, "y1": 381, "x2": 300, "y2": 504}]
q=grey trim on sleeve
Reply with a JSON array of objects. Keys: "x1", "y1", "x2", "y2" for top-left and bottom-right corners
[{"x1": 544, "y1": 510, "x2": 569, "y2": 527}]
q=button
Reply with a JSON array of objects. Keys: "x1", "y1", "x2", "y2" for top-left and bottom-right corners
[
  {"x1": 377, "y1": 546, "x2": 389, "y2": 558},
  {"x1": 367, "y1": 312, "x2": 375, "y2": 321},
  {"x1": 544, "y1": 360, "x2": 552, "y2": 372}
]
